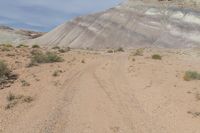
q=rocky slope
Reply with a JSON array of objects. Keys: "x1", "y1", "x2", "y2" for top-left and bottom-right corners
[
  {"x1": 28, "y1": 0, "x2": 200, "y2": 49},
  {"x1": 0, "y1": 25, "x2": 44, "y2": 45}
]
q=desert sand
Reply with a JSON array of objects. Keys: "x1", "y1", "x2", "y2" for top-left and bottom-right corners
[{"x1": 0, "y1": 47, "x2": 200, "y2": 133}]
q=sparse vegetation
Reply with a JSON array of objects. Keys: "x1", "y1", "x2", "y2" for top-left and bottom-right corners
[
  {"x1": 44, "y1": 52, "x2": 64, "y2": 62},
  {"x1": 21, "y1": 80, "x2": 30, "y2": 87},
  {"x1": 2, "y1": 47, "x2": 10, "y2": 51},
  {"x1": 22, "y1": 96, "x2": 34, "y2": 103},
  {"x1": 7, "y1": 92, "x2": 16, "y2": 101},
  {"x1": 0, "y1": 60, "x2": 10, "y2": 78},
  {"x1": 5, "y1": 101, "x2": 18, "y2": 110},
  {"x1": 152, "y1": 54, "x2": 162, "y2": 60},
  {"x1": 134, "y1": 48, "x2": 144, "y2": 56},
  {"x1": 187, "y1": 111, "x2": 200, "y2": 117},
  {"x1": 0, "y1": 44, "x2": 14, "y2": 51},
  {"x1": 184, "y1": 71, "x2": 200, "y2": 81},
  {"x1": 29, "y1": 51, "x2": 64, "y2": 67},
  {"x1": 58, "y1": 47, "x2": 70, "y2": 53},
  {"x1": 115, "y1": 47, "x2": 124, "y2": 52},
  {"x1": 32, "y1": 44, "x2": 40, "y2": 48},
  {"x1": 53, "y1": 70, "x2": 63, "y2": 77},
  {"x1": 5, "y1": 93, "x2": 34, "y2": 109},
  {"x1": 52, "y1": 46, "x2": 60, "y2": 49},
  {"x1": 0, "y1": 44, "x2": 13, "y2": 48},
  {"x1": 16, "y1": 44, "x2": 29, "y2": 48},
  {"x1": 0, "y1": 60, "x2": 17, "y2": 89},
  {"x1": 107, "y1": 49, "x2": 114, "y2": 53}
]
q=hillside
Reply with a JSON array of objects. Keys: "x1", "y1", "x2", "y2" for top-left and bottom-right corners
[
  {"x1": 28, "y1": 0, "x2": 200, "y2": 49},
  {"x1": 0, "y1": 25, "x2": 44, "y2": 45}
]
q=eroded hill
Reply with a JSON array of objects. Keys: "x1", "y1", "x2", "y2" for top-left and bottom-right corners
[{"x1": 28, "y1": 0, "x2": 200, "y2": 49}]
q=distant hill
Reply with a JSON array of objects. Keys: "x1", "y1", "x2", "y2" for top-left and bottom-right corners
[
  {"x1": 28, "y1": 0, "x2": 200, "y2": 49},
  {"x1": 0, "y1": 25, "x2": 44, "y2": 45}
]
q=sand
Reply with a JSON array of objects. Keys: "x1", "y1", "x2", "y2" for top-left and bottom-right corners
[{"x1": 0, "y1": 47, "x2": 200, "y2": 133}]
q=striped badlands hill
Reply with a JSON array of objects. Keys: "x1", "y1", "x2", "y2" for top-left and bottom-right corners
[
  {"x1": 0, "y1": 25, "x2": 44, "y2": 45},
  {"x1": 28, "y1": 0, "x2": 200, "y2": 49}
]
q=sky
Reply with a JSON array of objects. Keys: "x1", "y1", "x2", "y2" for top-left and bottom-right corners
[{"x1": 0, "y1": 0, "x2": 123, "y2": 32}]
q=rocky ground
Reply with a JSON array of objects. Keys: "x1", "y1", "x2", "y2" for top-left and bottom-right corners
[{"x1": 0, "y1": 45, "x2": 200, "y2": 133}]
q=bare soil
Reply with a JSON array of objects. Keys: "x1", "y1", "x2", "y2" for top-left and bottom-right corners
[{"x1": 0, "y1": 47, "x2": 200, "y2": 133}]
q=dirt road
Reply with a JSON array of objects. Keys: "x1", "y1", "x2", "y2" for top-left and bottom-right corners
[{"x1": 1, "y1": 51, "x2": 200, "y2": 133}]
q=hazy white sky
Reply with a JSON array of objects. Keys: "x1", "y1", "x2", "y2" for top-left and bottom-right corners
[{"x1": 0, "y1": 0, "x2": 123, "y2": 31}]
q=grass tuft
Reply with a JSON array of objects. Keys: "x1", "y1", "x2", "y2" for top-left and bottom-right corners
[{"x1": 5, "y1": 93, "x2": 34, "y2": 110}]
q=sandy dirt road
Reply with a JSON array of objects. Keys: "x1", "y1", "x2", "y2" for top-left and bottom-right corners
[{"x1": 1, "y1": 50, "x2": 200, "y2": 133}]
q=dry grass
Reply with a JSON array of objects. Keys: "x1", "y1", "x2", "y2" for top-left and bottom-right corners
[
  {"x1": 5, "y1": 92, "x2": 34, "y2": 110},
  {"x1": 20, "y1": 80, "x2": 30, "y2": 87},
  {"x1": 134, "y1": 48, "x2": 144, "y2": 56},
  {"x1": 0, "y1": 60, "x2": 11, "y2": 84}
]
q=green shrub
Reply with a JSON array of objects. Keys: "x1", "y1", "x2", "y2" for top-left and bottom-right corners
[
  {"x1": 29, "y1": 51, "x2": 63, "y2": 66},
  {"x1": 184, "y1": 71, "x2": 200, "y2": 81},
  {"x1": 152, "y1": 54, "x2": 162, "y2": 60},
  {"x1": 45, "y1": 52, "x2": 64, "y2": 62},
  {"x1": 32, "y1": 45, "x2": 40, "y2": 48}
]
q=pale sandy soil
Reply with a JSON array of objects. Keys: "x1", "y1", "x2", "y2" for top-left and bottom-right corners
[{"x1": 0, "y1": 47, "x2": 200, "y2": 133}]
